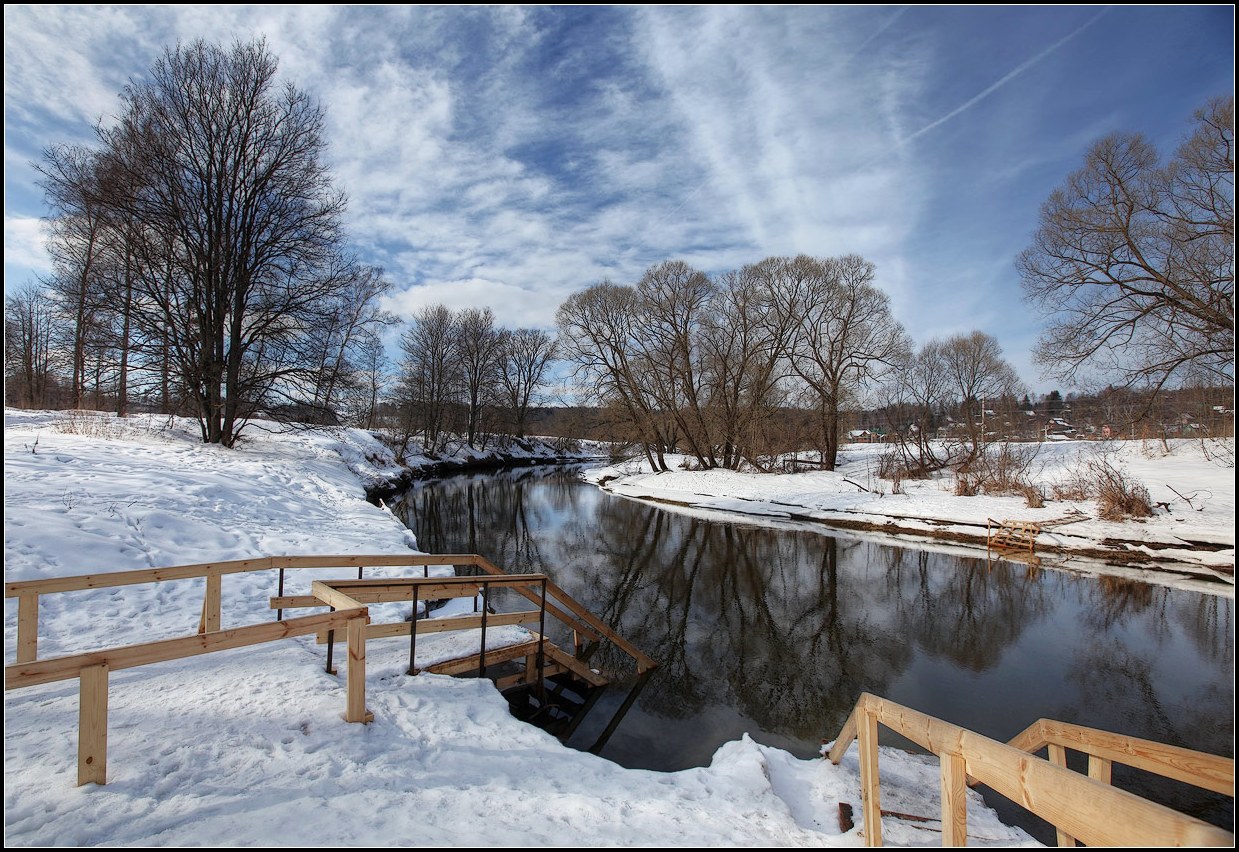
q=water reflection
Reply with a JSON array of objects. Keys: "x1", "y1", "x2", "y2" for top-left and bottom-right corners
[{"x1": 391, "y1": 466, "x2": 1233, "y2": 834}]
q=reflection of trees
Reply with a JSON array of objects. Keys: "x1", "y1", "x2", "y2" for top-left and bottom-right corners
[
  {"x1": 390, "y1": 466, "x2": 1232, "y2": 815},
  {"x1": 1064, "y1": 643, "x2": 1234, "y2": 826},
  {"x1": 395, "y1": 469, "x2": 1056, "y2": 741},
  {"x1": 1087, "y1": 575, "x2": 1158, "y2": 632},
  {"x1": 883, "y1": 548, "x2": 1052, "y2": 671}
]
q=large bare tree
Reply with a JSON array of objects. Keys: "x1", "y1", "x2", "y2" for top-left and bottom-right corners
[
  {"x1": 1018, "y1": 96, "x2": 1234, "y2": 397},
  {"x1": 74, "y1": 38, "x2": 364, "y2": 446},
  {"x1": 770, "y1": 255, "x2": 911, "y2": 470}
]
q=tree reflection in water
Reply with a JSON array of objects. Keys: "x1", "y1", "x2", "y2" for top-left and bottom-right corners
[{"x1": 390, "y1": 466, "x2": 1233, "y2": 834}]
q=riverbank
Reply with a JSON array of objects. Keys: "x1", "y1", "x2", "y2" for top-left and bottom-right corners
[
  {"x1": 2, "y1": 409, "x2": 1036, "y2": 847},
  {"x1": 586, "y1": 439, "x2": 1235, "y2": 588}
]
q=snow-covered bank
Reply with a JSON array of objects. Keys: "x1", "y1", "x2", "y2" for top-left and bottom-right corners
[
  {"x1": 586, "y1": 440, "x2": 1235, "y2": 585},
  {"x1": 3, "y1": 410, "x2": 1036, "y2": 847}
]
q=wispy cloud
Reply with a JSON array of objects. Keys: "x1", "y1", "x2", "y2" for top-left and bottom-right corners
[{"x1": 897, "y1": 7, "x2": 1111, "y2": 147}]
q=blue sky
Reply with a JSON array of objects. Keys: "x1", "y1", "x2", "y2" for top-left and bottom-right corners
[{"x1": 3, "y1": 5, "x2": 1233, "y2": 394}]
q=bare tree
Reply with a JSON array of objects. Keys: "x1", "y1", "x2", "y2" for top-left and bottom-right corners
[
  {"x1": 397, "y1": 304, "x2": 462, "y2": 453},
  {"x1": 939, "y1": 331, "x2": 1023, "y2": 453},
  {"x1": 456, "y1": 307, "x2": 503, "y2": 448},
  {"x1": 498, "y1": 328, "x2": 558, "y2": 438},
  {"x1": 1018, "y1": 96, "x2": 1234, "y2": 397},
  {"x1": 556, "y1": 281, "x2": 675, "y2": 471},
  {"x1": 78, "y1": 38, "x2": 361, "y2": 446},
  {"x1": 770, "y1": 255, "x2": 911, "y2": 470},
  {"x1": 4, "y1": 283, "x2": 61, "y2": 408}
]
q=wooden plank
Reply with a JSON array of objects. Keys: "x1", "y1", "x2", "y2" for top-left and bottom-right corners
[
  {"x1": 323, "y1": 611, "x2": 542, "y2": 644},
  {"x1": 345, "y1": 615, "x2": 368, "y2": 723},
  {"x1": 5, "y1": 557, "x2": 275, "y2": 597},
  {"x1": 1037, "y1": 719, "x2": 1234, "y2": 797},
  {"x1": 272, "y1": 554, "x2": 483, "y2": 570},
  {"x1": 855, "y1": 695, "x2": 1233, "y2": 847},
  {"x1": 5, "y1": 609, "x2": 367, "y2": 690},
  {"x1": 423, "y1": 639, "x2": 544, "y2": 676},
  {"x1": 1088, "y1": 755, "x2": 1113, "y2": 786},
  {"x1": 857, "y1": 706, "x2": 883, "y2": 846},
  {"x1": 939, "y1": 750, "x2": 968, "y2": 846},
  {"x1": 199, "y1": 573, "x2": 222, "y2": 634},
  {"x1": 310, "y1": 581, "x2": 365, "y2": 612},
  {"x1": 1047, "y1": 744, "x2": 1078, "y2": 846},
  {"x1": 828, "y1": 704, "x2": 861, "y2": 765},
  {"x1": 495, "y1": 662, "x2": 567, "y2": 691},
  {"x1": 77, "y1": 663, "x2": 108, "y2": 786},
  {"x1": 17, "y1": 594, "x2": 38, "y2": 663},
  {"x1": 269, "y1": 595, "x2": 326, "y2": 610},
  {"x1": 3, "y1": 553, "x2": 487, "y2": 598},
  {"x1": 543, "y1": 644, "x2": 609, "y2": 687}
]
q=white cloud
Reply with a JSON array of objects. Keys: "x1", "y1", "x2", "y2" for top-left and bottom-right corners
[{"x1": 4, "y1": 215, "x2": 50, "y2": 274}]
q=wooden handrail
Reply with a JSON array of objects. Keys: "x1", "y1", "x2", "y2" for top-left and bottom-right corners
[
  {"x1": 827, "y1": 693, "x2": 1233, "y2": 847},
  {"x1": 4, "y1": 608, "x2": 367, "y2": 690},
  {"x1": 1005, "y1": 718, "x2": 1234, "y2": 797}
]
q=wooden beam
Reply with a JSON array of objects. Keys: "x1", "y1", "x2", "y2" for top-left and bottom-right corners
[
  {"x1": 939, "y1": 750, "x2": 968, "y2": 846},
  {"x1": 543, "y1": 643, "x2": 609, "y2": 687},
  {"x1": 310, "y1": 581, "x2": 364, "y2": 612},
  {"x1": 271, "y1": 554, "x2": 482, "y2": 570},
  {"x1": 835, "y1": 695, "x2": 1234, "y2": 848},
  {"x1": 495, "y1": 662, "x2": 568, "y2": 691},
  {"x1": 543, "y1": 579, "x2": 656, "y2": 672},
  {"x1": 423, "y1": 639, "x2": 544, "y2": 676},
  {"x1": 1089, "y1": 754, "x2": 1113, "y2": 786},
  {"x1": 269, "y1": 595, "x2": 326, "y2": 610},
  {"x1": 1047, "y1": 743, "x2": 1079, "y2": 846},
  {"x1": 5, "y1": 609, "x2": 366, "y2": 690},
  {"x1": 342, "y1": 610, "x2": 541, "y2": 644},
  {"x1": 198, "y1": 573, "x2": 222, "y2": 634},
  {"x1": 4, "y1": 557, "x2": 275, "y2": 597},
  {"x1": 344, "y1": 614, "x2": 369, "y2": 723},
  {"x1": 857, "y1": 706, "x2": 883, "y2": 846},
  {"x1": 77, "y1": 663, "x2": 108, "y2": 786},
  {"x1": 1036, "y1": 719, "x2": 1234, "y2": 797},
  {"x1": 17, "y1": 594, "x2": 38, "y2": 663},
  {"x1": 828, "y1": 704, "x2": 861, "y2": 765}
]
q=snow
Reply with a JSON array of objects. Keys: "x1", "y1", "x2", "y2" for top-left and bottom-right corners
[
  {"x1": 3, "y1": 410, "x2": 1037, "y2": 847},
  {"x1": 586, "y1": 439, "x2": 1235, "y2": 589}
]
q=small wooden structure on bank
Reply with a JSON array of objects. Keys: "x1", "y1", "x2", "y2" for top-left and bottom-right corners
[
  {"x1": 827, "y1": 692, "x2": 1234, "y2": 847},
  {"x1": 986, "y1": 517, "x2": 1040, "y2": 555},
  {"x1": 4, "y1": 554, "x2": 656, "y2": 786}
]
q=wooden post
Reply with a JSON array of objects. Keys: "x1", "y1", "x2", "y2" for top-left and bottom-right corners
[
  {"x1": 857, "y1": 705, "x2": 883, "y2": 846},
  {"x1": 1088, "y1": 754, "x2": 1113, "y2": 786},
  {"x1": 17, "y1": 593, "x2": 38, "y2": 663},
  {"x1": 1047, "y1": 743, "x2": 1078, "y2": 846},
  {"x1": 345, "y1": 614, "x2": 369, "y2": 723},
  {"x1": 940, "y1": 750, "x2": 968, "y2": 846},
  {"x1": 198, "y1": 573, "x2": 221, "y2": 634},
  {"x1": 78, "y1": 663, "x2": 109, "y2": 786}
]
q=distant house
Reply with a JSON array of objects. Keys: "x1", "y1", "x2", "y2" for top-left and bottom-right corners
[{"x1": 847, "y1": 429, "x2": 886, "y2": 444}]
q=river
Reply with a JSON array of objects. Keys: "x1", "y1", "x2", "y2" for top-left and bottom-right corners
[{"x1": 389, "y1": 464, "x2": 1234, "y2": 841}]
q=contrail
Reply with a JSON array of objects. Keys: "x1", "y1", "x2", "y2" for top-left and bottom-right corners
[{"x1": 901, "y1": 6, "x2": 1111, "y2": 145}]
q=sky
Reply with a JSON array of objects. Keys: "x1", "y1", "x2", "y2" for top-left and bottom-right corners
[{"x1": 3, "y1": 5, "x2": 1234, "y2": 395}]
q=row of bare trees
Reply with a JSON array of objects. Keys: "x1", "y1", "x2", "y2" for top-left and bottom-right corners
[
  {"x1": 392, "y1": 305, "x2": 558, "y2": 453},
  {"x1": 556, "y1": 256, "x2": 1020, "y2": 472},
  {"x1": 4, "y1": 39, "x2": 394, "y2": 445}
]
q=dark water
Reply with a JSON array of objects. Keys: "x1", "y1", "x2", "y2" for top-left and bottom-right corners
[{"x1": 389, "y1": 465, "x2": 1234, "y2": 841}]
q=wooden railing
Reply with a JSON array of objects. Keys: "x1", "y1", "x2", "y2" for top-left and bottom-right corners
[
  {"x1": 4, "y1": 554, "x2": 655, "y2": 787},
  {"x1": 827, "y1": 693, "x2": 1234, "y2": 847}
]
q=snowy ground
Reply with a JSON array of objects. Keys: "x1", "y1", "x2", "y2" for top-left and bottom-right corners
[
  {"x1": 586, "y1": 439, "x2": 1235, "y2": 590},
  {"x1": 3, "y1": 410, "x2": 1037, "y2": 847}
]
